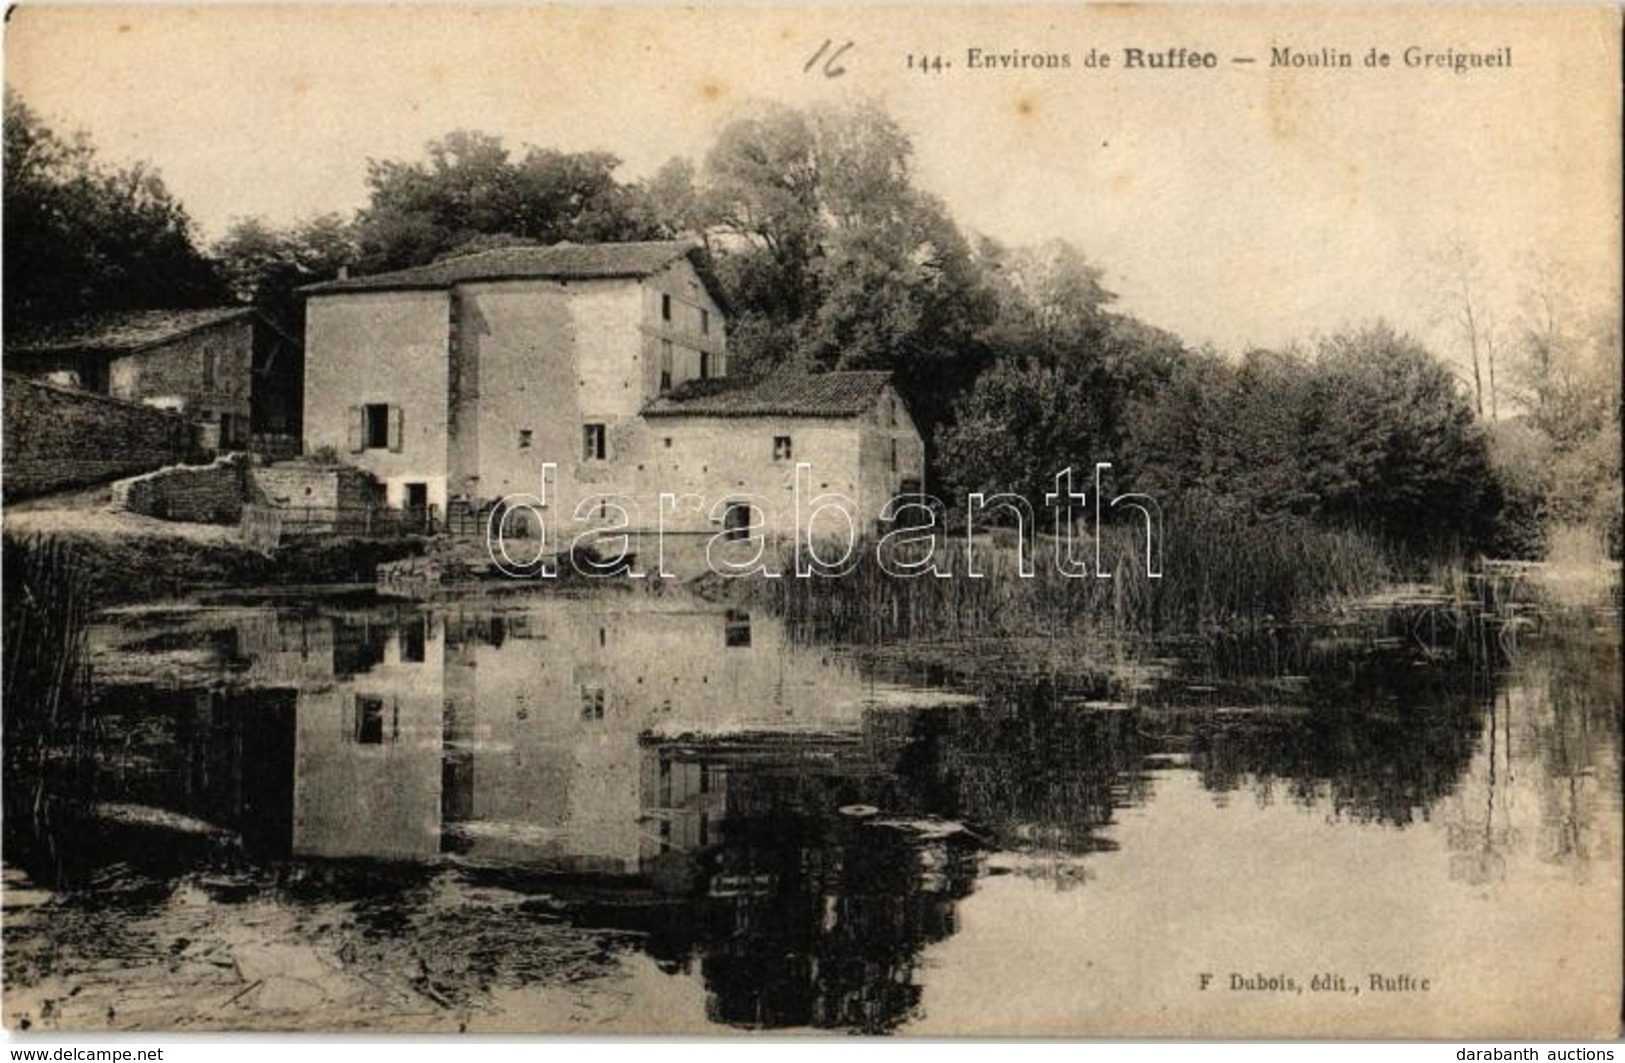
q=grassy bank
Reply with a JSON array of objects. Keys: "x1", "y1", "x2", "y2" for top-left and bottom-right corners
[
  {"x1": 1, "y1": 530, "x2": 429, "y2": 609},
  {"x1": 753, "y1": 508, "x2": 1397, "y2": 640}
]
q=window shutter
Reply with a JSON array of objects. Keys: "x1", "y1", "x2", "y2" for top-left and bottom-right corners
[
  {"x1": 347, "y1": 406, "x2": 364, "y2": 453},
  {"x1": 388, "y1": 406, "x2": 405, "y2": 452}
]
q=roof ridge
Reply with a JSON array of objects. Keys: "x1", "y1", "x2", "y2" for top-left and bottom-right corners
[
  {"x1": 302, "y1": 239, "x2": 705, "y2": 295},
  {"x1": 642, "y1": 368, "x2": 897, "y2": 419},
  {"x1": 6, "y1": 306, "x2": 262, "y2": 355}
]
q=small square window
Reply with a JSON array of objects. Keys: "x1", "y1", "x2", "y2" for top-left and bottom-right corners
[
  {"x1": 518, "y1": 429, "x2": 533, "y2": 449},
  {"x1": 773, "y1": 435, "x2": 793, "y2": 461},
  {"x1": 583, "y1": 423, "x2": 607, "y2": 462},
  {"x1": 663, "y1": 437, "x2": 673, "y2": 449}
]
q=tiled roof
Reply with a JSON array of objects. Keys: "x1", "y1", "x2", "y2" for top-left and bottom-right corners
[
  {"x1": 6, "y1": 307, "x2": 259, "y2": 356},
  {"x1": 643, "y1": 371, "x2": 894, "y2": 419},
  {"x1": 302, "y1": 240, "x2": 702, "y2": 294}
]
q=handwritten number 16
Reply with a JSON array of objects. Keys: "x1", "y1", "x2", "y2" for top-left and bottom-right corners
[{"x1": 805, "y1": 39, "x2": 854, "y2": 78}]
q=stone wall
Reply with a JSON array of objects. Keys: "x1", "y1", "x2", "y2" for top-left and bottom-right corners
[
  {"x1": 2, "y1": 373, "x2": 197, "y2": 500},
  {"x1": 112, "y1": 453, "x2": 253, "y2": 524},
  {"x1": 252, "y1": 461, "x2": 380, "y2": 534},
  {"x1": 108, "y1": 318, "x2": 254, "y2": 439}
]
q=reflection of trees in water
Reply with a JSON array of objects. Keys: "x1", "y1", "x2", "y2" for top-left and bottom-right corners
[
  {"x1": 631, "y1": 690, "x2": 1149, "y2": 1032},
  {"x1": 691, "y1": 769, "x2": 978, "y2": 1033},
  {"x1": 1504, "y1": 615, "x2": 1618, "y2": 875},
  {"x1": 888, "y1": 685, "x2": 1149, "y2": 854},
  {"x1": 1431, "y1": 608, "x2": 1621, "y2": 888},
  {"x1": 1147, "y1": 647, "x2": 1490, "y2": 826},
  {"x1": 1444, "y1": 686, "x2": 1517, "y2": 887}
]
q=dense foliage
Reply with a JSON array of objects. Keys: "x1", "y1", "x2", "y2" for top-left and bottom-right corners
[
  {"x1": 1119, "y1": 325, "x2": 1502, "y2": 553},
  {"x1": 3, "y1": 93, "x2": 224, "y2": 328}
]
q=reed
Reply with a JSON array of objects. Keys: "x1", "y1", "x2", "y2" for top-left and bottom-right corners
[
  {"x1": 3, "y1": 534, "x2": 94, "y2": 742},
  {"x1": 758, "y1": 507, "x2": 1395, "y2": 641}
]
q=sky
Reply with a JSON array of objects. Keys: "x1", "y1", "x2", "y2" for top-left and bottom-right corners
[{"x1": 5, "y1": 3, "x2": 1620, "y2": 362}]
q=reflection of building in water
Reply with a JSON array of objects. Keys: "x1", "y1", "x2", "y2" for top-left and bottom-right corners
[
  {"x1": 253, "y1": 598, "x2": 975, "y2": 1032},
  {"x1": 254, "y1": 599, "x2": 877, "y2": 868},
  {"x1": 435, "y1": 600, "x2": 874, "y2": 871},
  {"x1": 289, "y1": 612, "x2": 445, "y2": 859}
]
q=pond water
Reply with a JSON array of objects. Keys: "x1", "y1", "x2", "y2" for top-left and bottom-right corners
[{"x1": 3, "y1": 583, "x2": 1619, "y2": 1036}]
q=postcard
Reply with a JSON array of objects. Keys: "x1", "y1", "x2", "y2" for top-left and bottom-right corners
[{"x1": 2, "y1": 2, "x2": 1619, "y2": 1039}]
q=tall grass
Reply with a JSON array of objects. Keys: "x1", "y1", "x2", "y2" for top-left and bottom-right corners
[
  {"x1": 3, "y1": 535, "x2": 95, "y2": 835},
  {"x1": 758, "y1": 507, "x2": 1395, "y2": 641},
  {"x1": 3, "y1": 535, "x2": 93, "y2": 735}
]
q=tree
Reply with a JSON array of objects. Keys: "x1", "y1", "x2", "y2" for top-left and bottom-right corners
[
  {"x1": 1123, "y1": 323, "x2": 1503, "y2": 555},
  {"x1": 636, "y1": 157, "x2": 712, "y2": 241},
  {"x1": 701, "y1": 102, "x2": 998, "y2": 454},
  {"x1": 212, "y1": 213, "x2": 358, "y2": 331},
  {"x1": 935, "y1": 359, "x2": 1113, "y2": 511},
  {"x1": 979, "y1": 238, "x2": 1115, "y2": 356},
  {"x1": 351, "y1": 131, "x2": 658, "y2": 273},
  {"x1": 1301, "y1": 324, "x2": 1499, "y2": 550},
  {"x1": 4, "y1": 91, "x2": 223, "y2": 327},
  {"x1": 703, "y1": 103, "x2": 824, "y2": 324},
  {"x1": 1431, "y1": 239, "x2": 1505, "y2": 420}
]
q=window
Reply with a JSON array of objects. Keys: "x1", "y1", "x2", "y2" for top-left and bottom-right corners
[
  {"x1": 363, "y1": 404, "x2": 391, "y2": 450},
  {"x1": 700, "y1": 351, "x2": 712, "y2": 380},
  {"x1": 723, "y1": 502, "x2": 752, "y2": 542},
  {"x1": 724, "y1": 609, "x2": 752, "y2": 648},
  {"x1": 773, "y1": 435, "x2": 793, "y2": 461},
  {"x1": 701, "y1": 309, "x2": 710, "y2": 335},
  {"x1": 400, "y1": 619, "x2": 426, "y2": 663},
  {"x1": 518, "y1": 429, "x2": 533, "y2": 449},
  {"x1": 889, "y1": 438, "x2": 899, "y2": 472},
  {"x1": 660, "y1": 341, "x2": 673, "y2": 394},
  {"x1": 583, "y1": 423, "x2": 607, "y2": 461},
  {"x1": 580, "y1": 685, "x2": 606, "y2": 720},
  {"x1": 201, "y1": 348, "x2": 216, "y2": 388},
  {"x1": 663, "y1": 437, "x2": 673, "y2": 449},
  {"x1": 661, "y1": 293, "x2": 672, "y2": 322},
  {"x1": 354, "y1": 695, "x2": 387, "y2": 744}
]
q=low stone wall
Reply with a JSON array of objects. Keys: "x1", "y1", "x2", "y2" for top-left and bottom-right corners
[
  {"x1": 3, "y1": 373, "x2": 197, "y2": 500},
  {"x1": 112, "y1": 453, "x2": 254, "y2": 525},
  {"x1": 252, "y1": 461, "x2": 382, "y2": 534}
]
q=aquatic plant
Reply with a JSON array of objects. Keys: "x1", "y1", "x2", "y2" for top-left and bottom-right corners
[{"x1": 758, "y1": 505, "x2": 1396, "y2": 640}]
